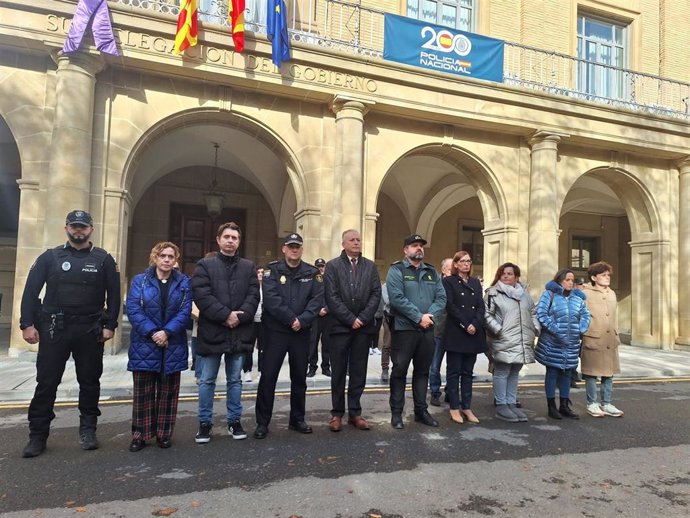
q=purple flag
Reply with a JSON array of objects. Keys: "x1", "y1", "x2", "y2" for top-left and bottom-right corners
[{"x1": 63, "y1": 0, "x2": 119, "y2": 56}]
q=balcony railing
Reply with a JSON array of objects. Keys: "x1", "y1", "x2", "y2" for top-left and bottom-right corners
[{"x1": 111, "y1": 0, "x2": 690, "y2": 119}]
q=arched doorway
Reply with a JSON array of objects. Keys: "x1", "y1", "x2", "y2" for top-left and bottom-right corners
[
  {"x1": 0, "y1": 117, "x2": 21, "y2": 343},
  {"x1": 121, "y1": 111, "x2": 307, "y2": 287},
  {"x1": 560, "y1": 168, "x2": 666, "y2": 347},
  {"x1": 375, "y1": 144, "x2": 507, "y2": 280}
]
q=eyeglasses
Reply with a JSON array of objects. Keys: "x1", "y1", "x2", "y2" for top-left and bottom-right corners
[{"x1": 458, "y1": 259, "x2": 472, "y2": 263}]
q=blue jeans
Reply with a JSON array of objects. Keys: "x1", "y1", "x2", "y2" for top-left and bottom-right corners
[
  {"x1": 428, "y1": 337, "x2": 445, "y2": 397},
  {"x1": 584, "y1": 375, "x2": 613, "y2": 404},
  {"x1": 197, "y1": 352, "x2": 244, "y2": 424},
  {"x1": 493, "y1": 362, "x2": 522, "y2": 405},
  {"x1": 545, "y1": 366, "x2": 571, "y2": 399}
]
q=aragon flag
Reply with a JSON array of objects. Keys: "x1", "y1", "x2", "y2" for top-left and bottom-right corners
[
  {"x1": 229, "y1": 0, "x2": 246, "y2": 52},
  {"x1": 174, "y1": 0, "x2": 198, "y2": 55}
]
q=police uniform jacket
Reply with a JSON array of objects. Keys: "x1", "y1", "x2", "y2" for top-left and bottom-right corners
[
  {"x1": 126, "y1": 267, "x2": 191, "y2": 375},
  {"x1": 324, "y1": 251, "x2": 381, "y2": 335},
  {"x1": 261, "y1": 260, "x2": 324, "y2": 335},
  {"x1": 20, "y1": 242, "x2": 121, "y2": 330},
  {"x1": 192, "y1": 253, "x2": 259, "y2": 355},
  {"x1": 441, "y1": 275, "x2": 488, "y2": 354},
  {"x1": 385, "y1": 258, "x2": 446, "y2": 332}
]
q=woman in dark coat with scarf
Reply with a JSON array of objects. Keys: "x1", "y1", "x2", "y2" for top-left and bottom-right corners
[
  {"x1": 126, "y1": 242, "x2": 191, "y2": 451},
  {"x1": 441, "y1": 250, "x2": 487, "y2": 424},
  {"x1": 535, "y1": 268, "x2": 590, "y2": 420}
]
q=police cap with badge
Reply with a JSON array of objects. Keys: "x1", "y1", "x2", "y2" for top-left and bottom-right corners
[
  {"x1": 403, "y1": 234, "x2": 427, "y2": 246},
  {"x1": 283, "y1": 233, "x2": 303, "y2": 246},
  {"x1": 65, "y1": 210, "x2": 93, "y2": 227}
]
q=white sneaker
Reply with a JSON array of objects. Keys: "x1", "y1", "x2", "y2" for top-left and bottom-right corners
[
  {"x1": 372, "y1": 348, "x2": 381, "y2": 355},
  {"x1": 586, "y1": 402, "x2": 605, "y2": 417},
  {"x1": 243, "y1": 371, "x2": 253, "y2": 383},
  {"x1": 601, "y1": 403, "x2": 624, "y2": 417}
]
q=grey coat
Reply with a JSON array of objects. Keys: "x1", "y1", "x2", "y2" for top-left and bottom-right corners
[{"x1": 484, "y1": 282, "x2": 540, "y2": 365}]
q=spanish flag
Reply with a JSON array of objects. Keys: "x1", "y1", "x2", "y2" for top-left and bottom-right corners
[
  {"x1": 229, "y1": 0, "x2": 245, "y2": 52},
  {"x1": 174, "y1": 0, "x2": 198, "y2": 55}
]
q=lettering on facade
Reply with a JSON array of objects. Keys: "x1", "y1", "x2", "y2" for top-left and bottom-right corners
[{"x1": 46, "y1": 14, "x2": 377, "y2": 93}]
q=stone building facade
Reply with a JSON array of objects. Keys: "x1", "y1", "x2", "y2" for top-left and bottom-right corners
[{"x1": 0, "y1": 0, "x2": 688, "y2": 354}]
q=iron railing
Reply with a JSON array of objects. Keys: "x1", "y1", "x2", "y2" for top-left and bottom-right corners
[{"x1": 110, "y1": 0, "x2": 690, "y2": 118}]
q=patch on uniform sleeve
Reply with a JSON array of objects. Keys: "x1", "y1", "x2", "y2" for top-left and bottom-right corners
[
  {"x1": 263, "y1": 270, "x2": 271, "y2": 278},
  {"x1": 316, "y1": 274, "x2": 323, "y2": 283}
]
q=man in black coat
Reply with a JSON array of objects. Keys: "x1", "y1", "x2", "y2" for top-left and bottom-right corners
[
  {"x1": 192, "y1": 222, "x2": 259, "y2": 443},
  {"x1": 324, "y1": 229, "x2": 381, "y2": 432},
  {"x1": 254, "y1": 233, "x2": 324, "y2": 439},
  {"x1": 307, "y1": 258, "x2": 331, "y2": 378}
]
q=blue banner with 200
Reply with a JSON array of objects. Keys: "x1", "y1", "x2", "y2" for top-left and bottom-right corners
[{"x1": 383, "y1": 13, "x2": 504, "y2": 83}]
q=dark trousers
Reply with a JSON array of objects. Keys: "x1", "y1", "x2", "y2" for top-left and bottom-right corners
[
  {"x1": 254, "y1": 321, "x2": 265, "y2": 372},
  {"x1": 28, "y1": 321, "x2": 104, "y2": 438},
  {"x1": 389, "y1": 329, "x2": 434, "y2": 415},
  {"x1": 381, "y1": 318, "x2": 392, "y2": 370},
  {"x1": 255, "y1": 330, "x2": 309, "y2": 427},
  {"x1": 242, "y1": 348, "x2": 254, "y2": 373},
  {"x1": 308, "y1": 316, "x2": 330, "y2": 370},
  {"x1": 446, "y1": 351, "x2": 477, "y2": 410},
  {"x1": 131, "y1": 371, "x2": 181, "y2": 442},
  {"x1": 370, "y1": 317, "x2": 383, "y2": 349},
  {"x1": 329, "y1": 332, "x2": 370, "y2": 417}
]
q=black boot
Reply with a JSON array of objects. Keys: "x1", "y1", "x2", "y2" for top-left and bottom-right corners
[
  {"x1": 547, "y1": 398, "x2": 562, "y2": 420},
  {"x1": 559, "y1": 398, "x2": 580, "y2": 419}
]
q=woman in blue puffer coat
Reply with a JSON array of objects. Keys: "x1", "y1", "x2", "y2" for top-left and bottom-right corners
[
  {"x1": 535, "y1": 268, "x2": 590, "y2": 420},
  {"x1": 126, "y1": 242, "x2": 191, "y2": 452}
]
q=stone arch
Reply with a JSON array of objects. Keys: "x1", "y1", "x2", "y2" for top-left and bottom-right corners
[
  {"x1": 374, "y1": 142, "x2": 510, "y2": 275},
  {"x1": 561, "y1": 166, "x2": 660, "y2": 239},
  {"x1": 376, "y1": 143, "x2": 507, "y2": 227},
  {"x1": 120, "y1": 108, "x2": 310, "y2": 227},
  {"x1": 560, "y1": 166, "x2": 669, "y2": 348}
]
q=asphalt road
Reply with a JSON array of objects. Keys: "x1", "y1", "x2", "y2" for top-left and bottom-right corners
[{"x1": 1, "y1": 380, "x2": 689, "y2": 517}]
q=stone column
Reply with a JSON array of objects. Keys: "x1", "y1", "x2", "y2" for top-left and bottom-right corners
[
  {"x1": 526, "y1": 131, "x2": 565, "y2": 296},
  {"x1": 362, "y1": 211, "x2": 379, "y2": 259},
  {"x1": 676, "y1": 158, "x2": 690, "y2": 345},
  {"x1": 9, "y1": 180, "x2": 42, "y2": 356},
  {"x1": 42, "y1": 52, "x2": 104, "y2": 246},
  {"x1": 330, "y1": 95, "x2": 373, "y2": 246}
]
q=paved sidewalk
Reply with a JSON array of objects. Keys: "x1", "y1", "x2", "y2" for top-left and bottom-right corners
[{"x1": 0, "y1": 344, "x2": 689, "y2": 405}]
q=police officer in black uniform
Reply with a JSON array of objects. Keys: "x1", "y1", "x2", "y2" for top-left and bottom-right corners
[
  {"x1": 306, "y1": 257, "x2": 331, "y2": 378},
  {"x1": 19, "y1": 210, "x2": 121, "y2": 458},
  {"x1": 254, "y1": 233, "x2": 324, "y2": 439}
]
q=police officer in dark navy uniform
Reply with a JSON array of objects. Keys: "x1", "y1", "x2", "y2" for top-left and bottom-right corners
[
  {"x1": 19, "y1": 210, "x2": 121, "y2": 458},
  {"x1": 253, "y1": 233, "x2": 324, "y2": 439}
]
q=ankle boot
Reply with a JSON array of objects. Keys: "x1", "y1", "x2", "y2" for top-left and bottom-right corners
[
  {"x1": 559, "y1": 398, "x2": 580, "y2": 419},
  {"x1": 547, "y1": 398, "x2": 562, "y2": 419}
]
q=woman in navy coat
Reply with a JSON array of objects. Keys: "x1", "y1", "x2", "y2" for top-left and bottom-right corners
[
  {"x1": 126, "y1": 242, "x2": 191, "y2": 451},
  {"x1": 535, "y1": 268, "x2": 590, "y2": 420},
  {"x1": 441, "y1": 251, "x2": 487, "y2": 424}
]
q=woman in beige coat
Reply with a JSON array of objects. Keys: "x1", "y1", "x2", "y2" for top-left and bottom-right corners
[{"x1": 581, "y1": 261, "x2": 624, "y2": 418}]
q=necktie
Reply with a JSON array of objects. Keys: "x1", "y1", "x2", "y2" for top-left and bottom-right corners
[{"x1": 351, "y1": 258, "x2": 357, "y2": 281}]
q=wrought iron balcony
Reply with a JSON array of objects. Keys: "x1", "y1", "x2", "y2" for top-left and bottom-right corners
[{"x1": 111, "y1": 0, "x2": 690, "y2": 119}]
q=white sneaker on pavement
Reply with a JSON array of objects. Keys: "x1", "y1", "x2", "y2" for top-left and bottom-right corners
[
  {"x1": 601, "y1": 403, "x2": 624, "y2": 417},
  {"x1": 243, "y1": 371, "x2": 253, "y2": 383},
  {"x1": 586, "y1": 402, "x2": 605, "y2": 417}
]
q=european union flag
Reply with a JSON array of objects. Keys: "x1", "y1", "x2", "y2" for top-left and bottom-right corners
[{"x1": 267, "y1": 0, "x2": 290, "y2": 67}]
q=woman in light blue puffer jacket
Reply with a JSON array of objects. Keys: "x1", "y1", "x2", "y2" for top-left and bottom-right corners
[{"x1": 535, "y1": 269, "x2": 590, "y2": 420}]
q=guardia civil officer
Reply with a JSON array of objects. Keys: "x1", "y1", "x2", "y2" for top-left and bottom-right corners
[
  {"x1": 254, "y1": 233, "x2": 324, "y2": 439},
  {"x1": 20, "y1": 210, "x2": 121, "y2": 458}
]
